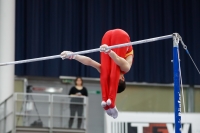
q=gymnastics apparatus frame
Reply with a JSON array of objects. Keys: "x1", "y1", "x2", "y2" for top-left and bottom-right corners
[{"x1": 0, "y1": 33, "x2": 182, "y2": 133}]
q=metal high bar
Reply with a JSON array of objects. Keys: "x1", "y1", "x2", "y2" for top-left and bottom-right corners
[{"x1": 0, "y1": 34, "x2": 173, "y2": 66}]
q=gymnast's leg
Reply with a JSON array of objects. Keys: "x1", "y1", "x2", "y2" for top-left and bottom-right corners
[
  {"x1": 107, "y1": 29, "x2": 130, "y2": 118},
  {"x1": 100, "y1": 30, "x2": 112, "y2": 111}
]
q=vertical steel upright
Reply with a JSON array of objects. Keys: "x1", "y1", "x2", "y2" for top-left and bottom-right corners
[{"x1": 173, "y1": 34, "x2": 181, "y2": 133}]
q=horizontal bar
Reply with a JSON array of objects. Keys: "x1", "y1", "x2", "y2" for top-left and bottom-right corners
[
  {"x1": 15, "y1": 113, "x2": 86, "y2": 119},
  {"x1": 15, "y1": 100, "x2": 51, "y2": 103},
  {"x1": 108, "y1": 34, "x2": 173, "y2": 49},
  {"x1": 0, "y1": 55, "x2": 61, "y2": 66},
  {"x1": 15, "y1": 92, "x2": 88, "y2": 98},
  {"x1": 0, "y1": 34, "x2": 173, "y2": 66},
  {"x1": 15, "y1": 128, "x2": 49, "y2": 132},
  {"x1": 15, "y1": 127, "x2": 86, "y2": 132},
  {"x1": 15, "y1": 92, "x2": 50, "y2": 97}
]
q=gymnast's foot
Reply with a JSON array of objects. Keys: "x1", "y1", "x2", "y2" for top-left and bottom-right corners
[
  {"x1": 101, "y1": 101, "x2": 112, "y2": 116},
  {"x1": 106, "y1": 99, "x2": 111, "y2": 106},
  {"x1": 106, "y1": 98, "x2": 116, "y2": 108},
  {"x1": 106, "y1": 99, "x2": 118, "y2": 119},
  {"x1": 110, "y1": 106, "x2": 118, "y2": 119},
  {"x1": 101, "y1": 101, "x2": 106, "y2": 108},
  {"x1": 106, "y1": 109, "x2": 112, "y2": 116}
]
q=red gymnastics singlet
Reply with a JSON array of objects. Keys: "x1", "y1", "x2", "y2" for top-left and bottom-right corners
[{"x1": 100, "y1": 29, "x2": 132, "y2": 109}]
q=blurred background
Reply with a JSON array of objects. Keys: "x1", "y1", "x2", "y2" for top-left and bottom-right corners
[{"x1": 0, "y1": 0, "x2": 200, "y2": 133}]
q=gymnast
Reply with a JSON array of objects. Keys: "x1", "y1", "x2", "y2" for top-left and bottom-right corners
[{"x1": 61, "y1": 29, "x2": 134, "y2": 119}]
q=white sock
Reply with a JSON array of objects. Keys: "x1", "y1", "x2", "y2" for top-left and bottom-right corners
[
  {"x1": 101, "y1": 101, "x2": 113, "y2": 117},
  {"x1": 110, "y1": 106, "x2": 118, "y2": 119},
  {"x1": 106, "y1": 99, "x2": 111, "y2": 106},
  {"x1": 101, "y1": 101, "x2": 107, "y2": 108},
  {"x1": 106, "y1": 109, "x2": 112, "y2": 116}
]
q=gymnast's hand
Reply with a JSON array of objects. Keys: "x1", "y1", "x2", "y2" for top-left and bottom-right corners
[
  {"x1": 60, "y1": 51, "x2": 76, "y2": 60},
  {"x1": 100, "y1": 44, "x2": 111, "y2": 54}
]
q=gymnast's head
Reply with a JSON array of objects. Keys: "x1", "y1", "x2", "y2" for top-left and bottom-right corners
[{"x1": 117, "y1": 74, "x2": 126, "y2": 93}]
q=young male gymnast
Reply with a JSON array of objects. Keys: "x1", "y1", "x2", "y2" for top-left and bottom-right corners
[{"x1": 61, "y1": 29, "x2": 133, "y2": 119}]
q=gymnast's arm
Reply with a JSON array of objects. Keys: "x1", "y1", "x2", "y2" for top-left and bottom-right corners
[
  {"x1": 74, "y1": 55, "x2": 101, "y2": 73},
  {"x1": 60, "y1": 51, "x2": 101, "y2": 73},
  {"x1": 108, "y1": 51, "x2": 133, "y2": 73}
]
